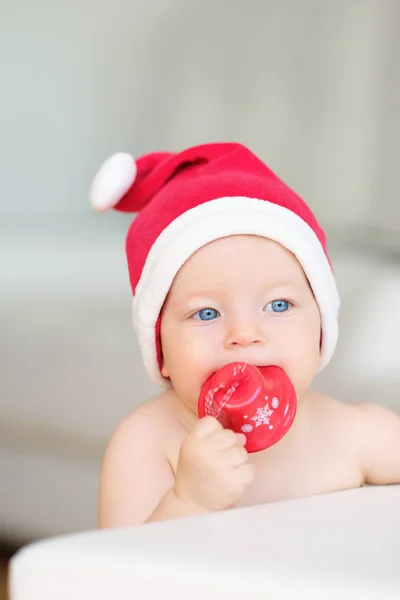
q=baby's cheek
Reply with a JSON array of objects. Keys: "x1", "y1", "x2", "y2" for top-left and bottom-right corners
[
  {"x1": 278, "y1": 329, "x2": 319, "y2": 391},
  {"x1": 170, "y1": 340, "x2": 208, "y2": 387}
]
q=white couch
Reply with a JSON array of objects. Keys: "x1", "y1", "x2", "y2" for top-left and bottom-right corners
[{"x1": 1, "y1": 217, "x2": 399, "y2": 545}]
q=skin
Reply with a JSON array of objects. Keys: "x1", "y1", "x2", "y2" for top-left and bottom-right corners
[{"x1": 98, "y1": 235, "x2": 400, "y2": 527}]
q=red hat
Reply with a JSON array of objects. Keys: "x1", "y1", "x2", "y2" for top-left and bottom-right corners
[{"x1": 89, "y1": 142, "x2": 340, "y2": 387}]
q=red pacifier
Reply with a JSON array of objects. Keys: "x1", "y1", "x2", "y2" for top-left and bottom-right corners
[{"x1": 198, "y1": 362, "x2": 297, "y2": 453}]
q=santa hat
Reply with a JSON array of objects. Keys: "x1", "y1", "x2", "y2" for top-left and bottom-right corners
[{"x1": 89, "y1": 142, "x2": 340, "y2": 387}]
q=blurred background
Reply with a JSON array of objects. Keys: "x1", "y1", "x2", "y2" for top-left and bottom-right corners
[{"x1": 1, "y1": 0, "x2": 400, "y2": 559}]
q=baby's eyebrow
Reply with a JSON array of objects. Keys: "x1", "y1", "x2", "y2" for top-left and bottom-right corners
[
  {"x1": 174, "y1": 281, "x2": 301, "y2": 304},
  {"x1": 262, "y1": 280, "x2": 298, "y2": 289},
  {"x1": 171, "y1": 294, "x2": 216, "y2": 307},
  {"x1": 252, "y1": 280, "x2": 302, "y2": 294}
]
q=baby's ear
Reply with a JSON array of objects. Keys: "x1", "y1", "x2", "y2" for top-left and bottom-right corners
[{"x1": 161, "y1": 362, "x2": 170, "y2": 379}]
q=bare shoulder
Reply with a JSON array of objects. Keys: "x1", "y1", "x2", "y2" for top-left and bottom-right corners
[
  {"x1": 348, "y1": 400, "x2": 400, "y2": 484},
  {"x1": 307, "y1": 390, "x2": 400, "y2": 485},
  {"x1": 98, "y1": 389, "x2": 184, "y2": 527},
  {"x1": 305, "y1": 389, "x2": 356, "y2": 421},
  {"x1": 104, "y1": 389, "x2": 182, "y2": 455},
  {"x1": 304, "y1": 389, "x2": 363, "y2": 452},
  {"x1": 305, "y1": 389, "x2": 391, "y2": 432},
  {"x1": 310, "y1": 391, "x2": 400, "y2": 433}
]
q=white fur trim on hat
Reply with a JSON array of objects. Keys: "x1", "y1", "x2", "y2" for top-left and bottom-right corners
[
  {"x1": 89, "y1": 153, "x2": 137, "y2": 212},
  {"x1": 132, "y1": 196, "x2": 340, "y2": 388}
]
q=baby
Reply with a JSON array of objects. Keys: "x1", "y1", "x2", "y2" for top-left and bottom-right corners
[{"x1": 89, "y1": 142, "x2": 400, "y2": 527}]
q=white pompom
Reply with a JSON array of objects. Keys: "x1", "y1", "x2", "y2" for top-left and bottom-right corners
[{"x1": 89, "y1": 152, "x2": 137, "y2": 211}]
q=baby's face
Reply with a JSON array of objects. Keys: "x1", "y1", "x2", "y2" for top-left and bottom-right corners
[{"x1": 160, "y1": 235, "x2": 321, "y2": 413}]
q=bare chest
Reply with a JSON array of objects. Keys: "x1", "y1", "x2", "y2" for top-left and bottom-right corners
[
  {"x1": 165, "y1": 392, "x2": 364, "y2": 507},
  {"x1": 166, "y1": 401, "x2": 363, "y2": 508},
  {"x1": 236, "y1": 440, "x2": 363, "y2": 506}
]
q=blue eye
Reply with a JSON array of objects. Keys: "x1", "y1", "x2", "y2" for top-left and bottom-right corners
[
  {"x1": 192, "y1": 308, "x2": 220, "y2": 321},
  {"x1": 264, "y1": 300, "x2": 291, "y2": 313}
]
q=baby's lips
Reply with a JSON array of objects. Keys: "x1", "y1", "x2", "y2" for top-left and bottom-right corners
[{"x1": 198, "y1": 362, "x2": 297, "y2": 453}]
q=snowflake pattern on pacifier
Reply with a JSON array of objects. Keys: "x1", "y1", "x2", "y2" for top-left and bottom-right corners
[{"x1": 240, "y1": 396, "x2": 280, "y2": 433}]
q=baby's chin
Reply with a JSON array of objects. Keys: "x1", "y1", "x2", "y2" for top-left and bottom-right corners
[
  {"x1": 169, "y1": 384, "x2": 202, "y2": 416},
  {"x1": 181, "y1": 396, "x2": 202, "y2": 418}
]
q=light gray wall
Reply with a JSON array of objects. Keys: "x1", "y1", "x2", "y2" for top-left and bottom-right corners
[
  {"x1": 0, "y1": 0, "x2": 170, "y2": 215},
  {"x1": 1, "y1": 0, "x2": 399, "y2": 249}
]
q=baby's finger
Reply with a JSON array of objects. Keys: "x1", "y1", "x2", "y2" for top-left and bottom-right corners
[
  {"x1": 193, "y1": 416, "x2": 223, "y2": 439},
  {"x1": 209, "y1": 428, "x2": 240, "y2": 450},
  {"x1": 225, "y1": 444, "x2": 249, "y2": 467},
  {"x1": 235, "y1": 432, "x2": 247, "y2": 446}
]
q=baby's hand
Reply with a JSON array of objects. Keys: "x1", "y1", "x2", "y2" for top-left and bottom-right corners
[{"x1": 174, "y1": 416, "x2": 255, "y2": 511}]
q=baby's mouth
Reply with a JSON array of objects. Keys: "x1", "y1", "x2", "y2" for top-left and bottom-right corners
[{"x1": 205, "y1": 361, "x2": 272, "y2": 383}]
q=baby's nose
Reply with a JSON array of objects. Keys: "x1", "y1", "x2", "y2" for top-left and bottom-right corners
[{"x1": 224, "y1": 318, "x2": 265, "y2": 348}]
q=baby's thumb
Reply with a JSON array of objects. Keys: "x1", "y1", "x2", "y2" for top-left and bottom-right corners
[{"x1": 235, "y1": 432, "x2": 247, "y2": 446}]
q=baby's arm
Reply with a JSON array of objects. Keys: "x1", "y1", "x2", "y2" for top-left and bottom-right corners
[
  {"x1": 98, "y1": 408, "x2": 200, "y2": 527},
  {"x1": 98, "y1": 407, "x2": 254, "y2": 527},
  {"x1": 356, "y1": 403, "x2": 400, "y2": 485}
]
